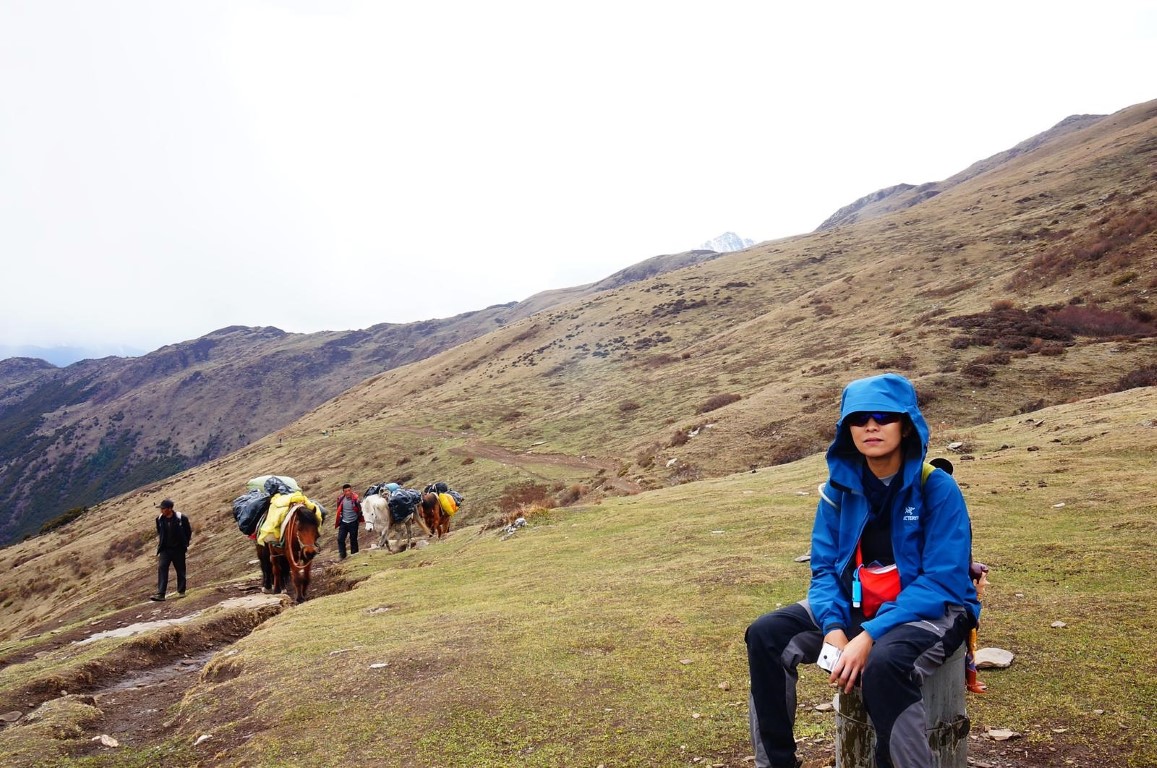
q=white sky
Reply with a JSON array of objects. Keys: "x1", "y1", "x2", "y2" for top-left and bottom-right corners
[{"x1": 2, "y1": 0, "x2": 1154, "y2": 352}]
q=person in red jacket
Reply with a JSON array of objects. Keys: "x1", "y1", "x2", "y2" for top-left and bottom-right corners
[{"x1": 334, "y1": 484, "x2": 364, "y2": 559}]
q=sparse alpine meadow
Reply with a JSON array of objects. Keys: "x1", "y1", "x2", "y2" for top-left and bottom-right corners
[
  {"x1": 0, "y1": 100, "x2": 1156, "y2": 767},
  {"x1": 0, "y1": 389, "x2": 1155, "y2": 767}
]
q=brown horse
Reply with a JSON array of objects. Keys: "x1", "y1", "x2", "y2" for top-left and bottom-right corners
[
  {"x1": 258, "y1": 504, "x2": 321, "y2": 603},
  {"x1": 419, "y1": 492, "x2": 450, "y2": 539}
]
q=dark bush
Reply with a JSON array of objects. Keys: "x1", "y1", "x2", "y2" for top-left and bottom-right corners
[
  {"x1": 498, "y1": 481, "x2": 554, "y2": 513},
  {"x1": 1049, "y1": 304, "x2": 1156, "y2": 337},
  {"x1": 696, "y1": 393, "x2": 742, "y2": 414},
  {"x1": 39, "y1": 506, "x2": 88, "y2": 535},
  {"x1": 960, "y1": 363, "x2": 994, "y2": 383},
  {"x1": 972, "y1": 351, "x2": 1011, "y2": 366},
  {"x1": 555, "y1": 484, "x2": 586, "y2": 506},
  {"x1": 1115, "y1": 366, "x2": 1157, "y2": 391},
  {"x1": 874, "y1": 354, "x2": 914, "y2": 370}
]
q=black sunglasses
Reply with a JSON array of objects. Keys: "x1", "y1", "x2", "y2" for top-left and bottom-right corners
[{"x1": 846, "y1": 411, "x2": 903, "y2": 427}]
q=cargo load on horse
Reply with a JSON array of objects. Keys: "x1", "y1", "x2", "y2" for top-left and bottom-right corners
[
  {"x1": 387, "y1": 488, "x2": 423, "y2": 523},
  {"x1": 232, "y1": 488, "x2": 271, "y2": 536},
  {"x1": 420, "y1": 481, "x2": 464, "y2": 538},
  {"x1": 255, "y1": 477, "x2": 325, "y2": 546},
  {"x1": 232, "y1": 476, "x2": 302, "y2": 536}
]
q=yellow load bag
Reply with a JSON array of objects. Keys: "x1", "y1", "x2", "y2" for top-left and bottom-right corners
[{"x1": 438, "y1": 492, "x2": 459, "y2": 517}]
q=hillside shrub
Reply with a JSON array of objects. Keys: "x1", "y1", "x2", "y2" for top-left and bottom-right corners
[
  {"x1": 769, "y1": 437, "x2": 819, "y2": 466},
  {"x1": 105, "y1": 530, "x2": 149, "y2": 561},
  {"x1": 1008, "y1": 202, "x2": 1157, "y2": 288},
  {"x1": 555, "y1": 483, "x2": 586, "y2": 506},
  {"x1": 497, "y1": 481, "x2": 554, "y2": 514},
  {"x1": 668, "y1": 462, "x2": 702, "y2": 485},
  {"x1": 960, "y1": 363, "x2": 994, "y2": 384},
  {"x1": 1049, "y1": 304, "x2": 1156, "y2": 337},
  {"x1": 618, "y1": 400, "x2": 641, "y2": 413},
  {"x1": 39, "y1": 506, "x2": 88, "y2": 535},
  {"x1": 696, "y1": 393, "x2": 741, "y2": 414},
  {"x1": 972, "y1": 351, "x2": 1012, "y2": 366},
  {"x1": 946, "y1": 304, "x2": 1076, "y2": 351},
  {"x1": 874, "y1": 354, "x2": 914, "y2": 371},
  {"x1": 1115, "y1": 365, "x2": 1157, "y2": 391}
]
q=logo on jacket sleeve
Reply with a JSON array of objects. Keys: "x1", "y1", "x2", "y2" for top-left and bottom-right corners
[{"x1": 903, "y1": 505, "x2": 919, "y2": 521}]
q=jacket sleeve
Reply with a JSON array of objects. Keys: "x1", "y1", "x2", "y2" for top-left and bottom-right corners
[
  {"x1": 182, "y1": 516, "x2": 193, "y2": 547},
  {"x1": 807, "y1": 483, "x2": 851, "y2": 634},
  {"x1": 861, "y1": 472, "x2": 977, "y2": 639}
]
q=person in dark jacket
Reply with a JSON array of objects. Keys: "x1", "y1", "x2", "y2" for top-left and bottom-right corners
[
  {"x1": 745, "y1": 373, "x2": 980, "y2": 768},
  {"x1": 151, "y1": 499, "x2": 192, "y2": 601},
  {"x1": 334, "y1": 484, "x2": 364, "y2": 559}
]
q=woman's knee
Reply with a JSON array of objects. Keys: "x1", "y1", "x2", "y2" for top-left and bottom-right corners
[{"x1": 746, "y1": 604, "x2": 811, "y2": 654}]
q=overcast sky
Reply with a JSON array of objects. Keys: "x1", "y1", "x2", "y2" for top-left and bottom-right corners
[{"x1": 3, "y1": 1, "x2": 1155, "y2": 355}]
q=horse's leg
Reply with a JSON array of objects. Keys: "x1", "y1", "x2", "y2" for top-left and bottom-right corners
[
  {"x1": 405, "y1": 518, "x2": 413, "y2": 551},
  {"x1": 297, "y1": 564, "x2": 311, "y2": 603},
  {"x1": 258, "y1": 545, "x2": 273, "y2": 592},
  {"x1": 293, "y1": 566, "x2": 306, "y2": 603},
  {"x1": 273, "y1": 554, "x2": 287, "y2": 594}
]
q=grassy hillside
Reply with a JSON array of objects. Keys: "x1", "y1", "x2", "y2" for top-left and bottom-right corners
[
  {"x1": 0, "y1": 98, "x2": 1154, "y2": 766},
  {"x1": 0, "y1": 388, "x2": 1153, "y2": 766}
]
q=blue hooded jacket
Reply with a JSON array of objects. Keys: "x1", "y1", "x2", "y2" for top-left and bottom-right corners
[{"x1": 807, "y1": 373, "x2": 980, "y2": 639}]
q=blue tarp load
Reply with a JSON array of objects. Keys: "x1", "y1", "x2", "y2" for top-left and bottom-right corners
[
  {"x1": 232, "y1": 488, "x2": 271, "y2": 536},
  {"x1": 387, "y1": 488, "x2": 422, "y2": 523}
]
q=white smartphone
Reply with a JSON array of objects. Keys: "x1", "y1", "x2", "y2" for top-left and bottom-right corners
[{"x1": 817, "y1": 642, "x2": 842, "y2": 672}]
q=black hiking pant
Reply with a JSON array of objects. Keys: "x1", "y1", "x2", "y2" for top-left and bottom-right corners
[
  {"x1": 157, "y1": 547, "x2": 187, "y2": 596},
  {"x1": 745, "y1": 600, "x2": 970, "y2": 768},
  {"x1": 337, "y1": 520, "x2": 360, "y2": 559}
]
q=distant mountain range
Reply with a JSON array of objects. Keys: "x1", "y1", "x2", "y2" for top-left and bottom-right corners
[
  {"x1": 0, "y1": 251, "x2": 720, "y2": 545},
  {"x1": 0, "y1": 343, "x2": 148, "y2": 368},
  {"x1": 4, "y1": 99, "x2": 1156, "y2": 550}
]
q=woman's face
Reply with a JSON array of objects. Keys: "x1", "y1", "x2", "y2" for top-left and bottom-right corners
[{"x1": 847, "y1": 413, "x2": 907, "y2": 462}]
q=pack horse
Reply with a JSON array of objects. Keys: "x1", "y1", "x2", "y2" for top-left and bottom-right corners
[
  {"x1": 364, "y1": 490, "x2": 428, "y2": 553},
  {"x1": 258, "y1": 504, "x2": 321, "y2": 602}
]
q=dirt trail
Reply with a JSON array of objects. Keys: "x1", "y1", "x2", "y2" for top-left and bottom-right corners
[
  {"x1": 453, "y1": 437, "x2": 642, "y2": 495},
  {"x1": 382, "y1": 424, "x2": 642, "y2": 495},
  {"x1": 0, "y1": 560, "x2": 351, "y2": 762}
]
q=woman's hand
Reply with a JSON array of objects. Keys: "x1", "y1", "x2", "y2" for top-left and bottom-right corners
[
  {"x1": 823, "y1": 629, "x2": 849, "y2": 649},
  {"x1": 829, "y1": 631, "x2": 874, "y2": 693}
]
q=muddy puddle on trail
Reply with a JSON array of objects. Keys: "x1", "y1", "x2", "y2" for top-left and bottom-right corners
[{"x1": 92, "y1": 650, "x2": 216, "y2": 695}]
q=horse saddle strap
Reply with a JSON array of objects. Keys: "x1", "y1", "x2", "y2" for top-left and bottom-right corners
[{"x1": 279, "y1": 504, "x2": 303, "y2": 541}]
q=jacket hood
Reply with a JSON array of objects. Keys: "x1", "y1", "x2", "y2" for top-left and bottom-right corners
[{"x1": 826, "y1": 373, "x2": 930, "y2": 485}]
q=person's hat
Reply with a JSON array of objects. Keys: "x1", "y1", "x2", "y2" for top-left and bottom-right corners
[{"x1": 160, "y1": 499, "x2": 174, "y2": 509}]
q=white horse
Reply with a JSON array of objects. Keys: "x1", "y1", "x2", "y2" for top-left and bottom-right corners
[{"x1": 363, "y1": 494, "x2": 430, "y2": 553}]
